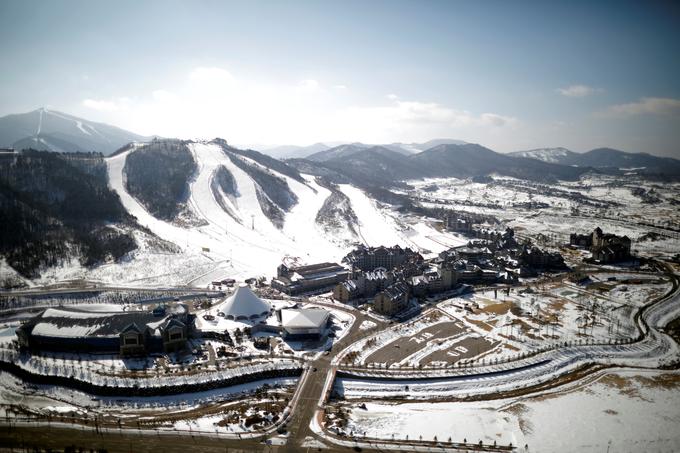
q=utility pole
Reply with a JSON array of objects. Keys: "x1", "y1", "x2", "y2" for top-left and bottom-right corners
[{"x1": 251, "y1": 214, "x2": 255, "y2": 230}]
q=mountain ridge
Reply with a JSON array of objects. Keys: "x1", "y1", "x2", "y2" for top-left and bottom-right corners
[
  {"x1": 511, "y1": 146, "x2": 680, "y2": 176},
  {"x1": 0, "y1": 108, "x2": 150, "y2": 155}
]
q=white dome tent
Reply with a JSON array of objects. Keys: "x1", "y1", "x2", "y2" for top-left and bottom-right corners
[{"x1": 219, "y1": 284, "x2": 272, "y2": 321}]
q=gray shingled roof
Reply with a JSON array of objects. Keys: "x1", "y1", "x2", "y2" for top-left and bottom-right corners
[{"x1": 22, "y1": 306, "x2": 186, "y2": 339}]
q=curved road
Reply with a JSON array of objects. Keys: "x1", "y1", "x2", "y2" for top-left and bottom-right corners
[{"x1": 299, "y1": 264, "x2": 680, "y2": 450}]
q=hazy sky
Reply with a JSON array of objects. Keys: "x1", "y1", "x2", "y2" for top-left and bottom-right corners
[{"x1": 1, "y1": 0, "x2": 679, "y2": 156}]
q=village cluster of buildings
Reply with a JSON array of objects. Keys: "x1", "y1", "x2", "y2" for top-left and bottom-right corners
[
  {"x1": 266, "y1": 226, "x2": 568, "y2": 319},
  {"x1": 333, "y1": 245, "x2": 426, "y2": 316},
  {"x1": 570, "y1": 227, "x2": 632, "y2": 263},
  {"x1": 328, "y1": 233, "x2": 566, "y2": 317}
]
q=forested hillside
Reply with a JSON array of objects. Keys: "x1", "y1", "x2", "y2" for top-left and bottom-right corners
[
  {"x1": 124, "y1": 139, "x2": 197, "y2": 221},
  {"x1": 0, "y1": 150, "x2": 137, "y2": 278}
]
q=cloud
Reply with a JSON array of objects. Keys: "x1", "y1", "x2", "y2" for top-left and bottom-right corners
[
  {"x1": 606, "y1": 97, "x2": 680, "y2": 116},
  {"x1": 297, "y1": 79, "x2": 319, "y2": 91},
  {"x1": 332, "y1": 100, "x2": 517, "y2": 143},
  {"x1": 333, "y1": 84, "x2": 348, "y2": 90},
  {"x1": 188, "y1": 67, "x2": 234, "y2": 85},
  {"x1": 82, "y1": 98, "x2": 130, "y2": 111},
  {"x1": 557, "y1": 84, "x2": 600, "y2": 98},
  {"x1": 386, "y1": 93, "x2": 399, "y2": 100},
  {"x1": 79, "y1": 66, "x2": 517, "y2": 145},
  {"x1": 152, "y1": 90, "x2": 178, "y2": 103},
  {"x1": 479, "y1": 113, "x2": 514, "y2": 127}
]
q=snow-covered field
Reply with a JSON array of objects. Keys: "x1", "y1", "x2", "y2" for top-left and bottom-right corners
[
  {"x1": 434, "y1": 272, "x2": 672, "y2": 355},
  {"x1": 341, "y1": 369, "x2": 680, "y2": 453},
  {"x1": 408, "y1": 174, "x2": 680, "y2": 258}
]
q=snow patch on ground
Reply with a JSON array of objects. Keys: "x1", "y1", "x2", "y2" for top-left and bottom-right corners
[{"x1": 342, "y1": 369, "x2": 680, "y2": 453}]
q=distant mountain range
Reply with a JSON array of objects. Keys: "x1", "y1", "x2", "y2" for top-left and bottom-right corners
[
  {"x1": 257, "y1": 142, "x2": 332, "y2": 159},
  {"x1": 510, "y1": 147, "x2": 680, "y2": 175},
  {"x1": 0, "y1": 108, "x2": 149, "y2": 155},
  {"x1": 258, "y1": 138, "x2": 468, "y2": 159},
  {"x1": 1, "y1": 109, "x2": 678, "y2": 179},
  {"x1": 290, "y1": 142, "x2": 590, "y2": 187}
]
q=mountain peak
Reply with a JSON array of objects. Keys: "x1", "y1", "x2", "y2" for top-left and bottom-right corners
[{"x1": 0, "y1": 108, "x2": 149, "y2": 155}]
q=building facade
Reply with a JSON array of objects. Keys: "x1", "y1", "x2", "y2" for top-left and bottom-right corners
[
  {"x1": 342, "y1": 245, "x2": 422, "y2": 272},
  {"x1": 271, "y1": 262, "x2": 349, "y2": 295},
  {"x1": 18, "y1": 305, "x2": 191, "y2": 356},
  {"x1": 373, "y1": 281, "x2": 410, "y2": 317}
]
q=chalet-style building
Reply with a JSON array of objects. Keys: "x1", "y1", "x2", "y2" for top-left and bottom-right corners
[
  {"x1": 373, "y1": 281, "x2": 410, "y2": 316},
  {"x1": 519, "y1": 245, "x2": 566, "y2": 270},
  {"x1": 591, "y1": 227, "x2": 632, "y2": 263},
  {"x1": 571, "y1": 227, "x2": 632, "y2": 263},
  {"x1": 17, "y1": 304, "x2": 191, "y2": 356},
  {"x1": 342, "y1": 245, "x2": 422, "y2": 272},
  {"x1": 409, "y1": 265, "x2": 458, "y2": 297},
  {"x1": 332, "y1": 268, "x2": 394, "y2": 302},
  {"x1": 445, "y1": 214, "x2": 474, "y2": 233},
  {"x1": 271, "y1": 262, "x2": 349, "y2": 295}
]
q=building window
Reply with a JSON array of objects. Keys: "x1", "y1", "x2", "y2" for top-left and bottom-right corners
[{"x1": 124, "y1": 337, "x2": 138, "y2": 345}]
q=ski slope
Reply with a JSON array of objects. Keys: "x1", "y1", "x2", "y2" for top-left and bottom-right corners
[
  {"x1": 106, "y1": 143, "x2": 342, "y2": 283},
  {"x1": 104, "y1": 141, "x2": 467, "y2": 286}
]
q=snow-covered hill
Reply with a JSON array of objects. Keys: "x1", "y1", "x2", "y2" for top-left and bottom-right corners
[
  {"x1": 510, "y1": 147, "x2": 680, "y2": 176},
  {"x1": 99, "y1": 141, "x2": 464, "y2": 287},
  {"x1": 0, "y1": 108, "x2": 149, "y2": 154},
  {"x1": 257, "y1": 142, "x2": 332, "y2": 159},
  {"x1": 509, "y1": 147, "x2": 576, "y2": 163}
]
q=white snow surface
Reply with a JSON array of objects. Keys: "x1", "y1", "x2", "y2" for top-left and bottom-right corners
[
  {"x1": 99, "y1": 142, "x2": 464, "y2": 287},
  {"x1": 344, "y1": 369, "x2": 680, "y2": 453}
]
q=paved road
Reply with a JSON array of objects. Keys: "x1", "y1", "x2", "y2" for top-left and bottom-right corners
[{"x1": 282, "y1": 306, "x2": 387, "y2": 450}]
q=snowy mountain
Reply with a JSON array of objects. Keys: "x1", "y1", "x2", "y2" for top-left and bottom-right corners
[
  {"x1": 511, "y1": 147, "x2": 680, "y2": 176},
  {"x1": 297, "y1": 142, "x2": 588, "y2": 186},
  {"x1": 509, "y1": 147, "x2": 577, "y2": 164},
  {"x1": 306, "y1": 143, "x2": 371, "y2": 162},
  {"x1": 0, "y1": 108, "x2": 149, "y2": 155},
  {"x1": 387, "y1": 138, "x2": 468, "y2": 155},
  {"x1": 257, "y1": 142, "x2": 332, "y2": 159},
  {"x1": 259, "y1": 139, "x2": 468, "y2": 160},
  {"x1": 96, "y1": 138, "x2": 456, "y2": 287},
  {"x1": 411, "y1": 143, "x2": 586, "y2": 181}
]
